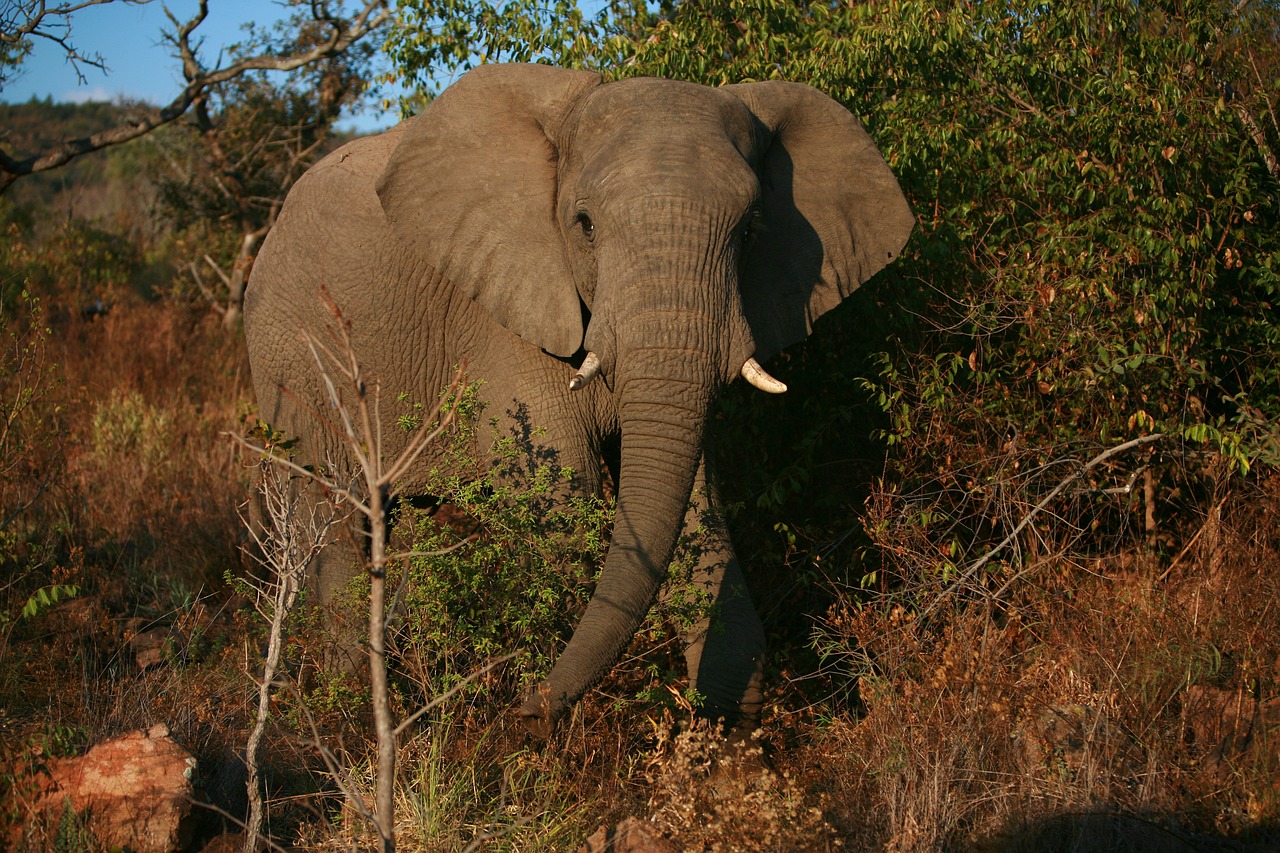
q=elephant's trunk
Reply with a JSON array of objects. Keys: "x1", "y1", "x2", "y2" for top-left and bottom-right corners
[{"x1": 519, "y1": 314, "x2": 720, "y2": 736}]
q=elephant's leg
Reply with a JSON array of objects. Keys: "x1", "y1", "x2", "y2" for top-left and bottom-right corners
[
  {"x1": 291, "y1": 472, "x2": 370, "y2": 673},
  {"x1": 675, "y1": 458, "x2": 766, "y2": 732},
  {"x1": 311, "y1": 540, "x2": 368, "y2": 671}
]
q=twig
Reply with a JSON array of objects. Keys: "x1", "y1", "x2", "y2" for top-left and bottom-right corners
[
  {"x1": 926, "y1": 434, "x2": 1164, "y2": 614},
  {"x1": 393, "y1": 653, "x2": 515, "y2": 737}
]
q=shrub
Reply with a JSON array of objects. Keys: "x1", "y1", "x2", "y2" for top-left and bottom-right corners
[{"x1": 370, "y1": 382, "x2": 728, "y2": 730}]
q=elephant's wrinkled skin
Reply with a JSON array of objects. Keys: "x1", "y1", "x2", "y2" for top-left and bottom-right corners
[{"x1": 243, "y1": 64, "x2": 913, "y2": 737}]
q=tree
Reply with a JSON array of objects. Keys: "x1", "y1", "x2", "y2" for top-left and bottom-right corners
[
  {"x1": 0, "y1": 0, "x2": 391, "y2": 193},
  {"x1": 609, "y1": 0, "x2": 1280, "y2": 592},
  {"x1": 149, "y1": 16, "x2": 377, "y2": 329},
  {"x1": 383, "y1": 0, "x2": 661, "y2": 97}
]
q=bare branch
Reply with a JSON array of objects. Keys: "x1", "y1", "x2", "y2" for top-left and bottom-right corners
[
  {"x1": 0, "y1": 0, "x2": 392, "y2": 192},
  {"x1": 225, "y1": 432, "x2": 370, "y2": 511},
  {"x1": 926, "y1": 433, "x2": 1165, "y2": 614},
  {"x1": 0, "y1": 1, "x2": 134, "y2": 84},
  {"x1": 204, "y1": 254, "x2": 232, "y2": 287},
  {"x1": 185, "y1": 260, "x2": 227, "y2": 316}
]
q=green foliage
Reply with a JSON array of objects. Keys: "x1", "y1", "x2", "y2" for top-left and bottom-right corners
[
  {"x1": 389, "y1": 380, "x2": 716, "y2": 717},
  {"x1": 394, "y1": 410, "x2": 614, "y2": 696},
  {"x1": 51, "y1": 803, "x2": 94, "y2": 853},
  {"x1": 622, "y1": 0, "x2": 1280, "y2": 450},
  {"x1": 862, "y1": 1, "x2": 1276, "y2": 452},
  {"x1": 19, "y1": 584, "x2": 79, "y2": 621},
  {"x1": 0, "y1": 40, "x2": 33, "y2": 88},
  {"x1": 14, "y1": 219, "x2": 144, "y2": 306},
  {"x1": 30, "y1": 721, "x2": 89, "y2": 760},
  {"x1": 245, "y1": 418, "x2": 300, "y2": 456},
  {"x1": 384, "y1": 0, "x2": 660, "y2": 101}
]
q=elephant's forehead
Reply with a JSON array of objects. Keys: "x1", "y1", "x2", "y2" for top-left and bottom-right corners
[{"x1": 581, "y1": 78, "x2": 754, "y2": 140}]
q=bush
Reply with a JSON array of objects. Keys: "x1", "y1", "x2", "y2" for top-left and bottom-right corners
[
  {"x1": 396, "y1": 461, "x2": 611, "y2": 696},
  {"x1": 389, "y1": 388, "x2": 713, "y2": 720}
]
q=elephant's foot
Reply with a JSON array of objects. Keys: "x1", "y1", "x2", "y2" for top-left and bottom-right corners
[
  {"x1": 694, "y1": 659, "x2": 766, "y2": 737},
  {"x1": 517, "y1": 682, "x2": 569, "y2": 739}
]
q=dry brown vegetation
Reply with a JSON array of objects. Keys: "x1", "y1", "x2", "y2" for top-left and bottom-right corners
[
  {"x1": 3, "y1": 2, "x2": 1279, "y2": 839},
  {"x1": 1, "y1": 289, "x2": 1276, "y2": 851}
]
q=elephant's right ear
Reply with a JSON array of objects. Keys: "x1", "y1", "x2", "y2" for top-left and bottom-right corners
[{"x1": 376, "y1": 64, "x2": 601, "y2": 358}]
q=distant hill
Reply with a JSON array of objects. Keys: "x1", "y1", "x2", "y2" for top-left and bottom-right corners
[
  {"x1": 0, "y1": 98, "x2": 158, "y2": 238},
  {"x1": 0, "y1": 97, "x2": 361, "y2": 242}
]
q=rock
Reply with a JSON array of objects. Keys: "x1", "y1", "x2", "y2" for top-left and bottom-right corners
[
  {"x1": 579, "y1": 817, "x2": 678, "y2": 853},
  {"x1": 27, "y1": 723, "x2": 197, "y2": 853},
  {"x1": 130, "y1": 627, "x2": 175, "y2": 666},
  {"x1": 130, "y1": 626, "x2": 180, "y2": 669}
]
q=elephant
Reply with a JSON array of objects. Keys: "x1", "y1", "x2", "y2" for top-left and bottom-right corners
[{"x1": 243, "y1": 63, "x2": 913, "y2": 738}]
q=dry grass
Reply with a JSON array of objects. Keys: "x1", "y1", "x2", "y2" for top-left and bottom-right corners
[
  {"x1": 2, "y1": 297, "x2": 1278, "y2": 851},
  {"x1": 1, "y1": 299, "x2": 256, "y2": 843},
  {"x1": 807, "y1": 476, "x2": 1280, "y2": 851}
]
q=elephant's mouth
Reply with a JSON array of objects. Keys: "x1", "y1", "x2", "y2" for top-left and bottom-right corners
[{"x1": 568, "y1": 349, "x2": 786, "y2": 394}]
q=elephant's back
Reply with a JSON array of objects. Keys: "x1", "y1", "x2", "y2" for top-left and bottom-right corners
[
  {"x1": 243, "y1": 123, "x2": 413, "y2": 429},
  {"x1": 245, "y1": 123, "x2": 409, "y2": 313}
]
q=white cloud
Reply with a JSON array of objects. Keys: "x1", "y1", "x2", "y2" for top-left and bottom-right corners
[{"x1": 63, "y1": 86, "x2": 120, "y2": 104}]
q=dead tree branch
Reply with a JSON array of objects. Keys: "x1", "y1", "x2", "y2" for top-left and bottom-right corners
[
  {"x1": 926, "y1": 433, "x2": 1165, "y2": 614},
  {"x1": 0, "y1": 0, "x2": 391, "y2": 192}
]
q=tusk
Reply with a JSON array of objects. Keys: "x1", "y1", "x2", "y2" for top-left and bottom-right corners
[
  {"x1": 569, "y1": 351, "x2": 601, "y2": 391},
  {"x1": 741, "y1": 357, "x2": 787, "y2": 393}
]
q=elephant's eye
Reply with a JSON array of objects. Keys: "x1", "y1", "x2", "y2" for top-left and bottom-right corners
[
  {"x1": 576, "y1": 212, "x2": 595, "y2": 241},
  {"x1": 741, "y1": 208, "x2": 764, "y2": 245}
]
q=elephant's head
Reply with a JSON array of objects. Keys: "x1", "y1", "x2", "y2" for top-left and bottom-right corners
[{"x1": 376, "y1": 63, "x2": 913, "y2": 735}]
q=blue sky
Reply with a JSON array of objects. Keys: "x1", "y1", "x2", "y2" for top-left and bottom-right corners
[{"x1": 1, "y1": 0, "x2": 399, "y2": 133}]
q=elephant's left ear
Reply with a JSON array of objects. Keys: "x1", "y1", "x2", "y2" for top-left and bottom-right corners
[
  {"x1": 377, "y1": 64, "x2": 601, "y2": 358},
  {"x1": 724, "y1": 81, "x2": 915, "y2": 361}
]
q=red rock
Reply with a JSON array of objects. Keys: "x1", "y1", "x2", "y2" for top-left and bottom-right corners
[{"x1": 28, "y1": 723, "x2": 197, "y2": 853}]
